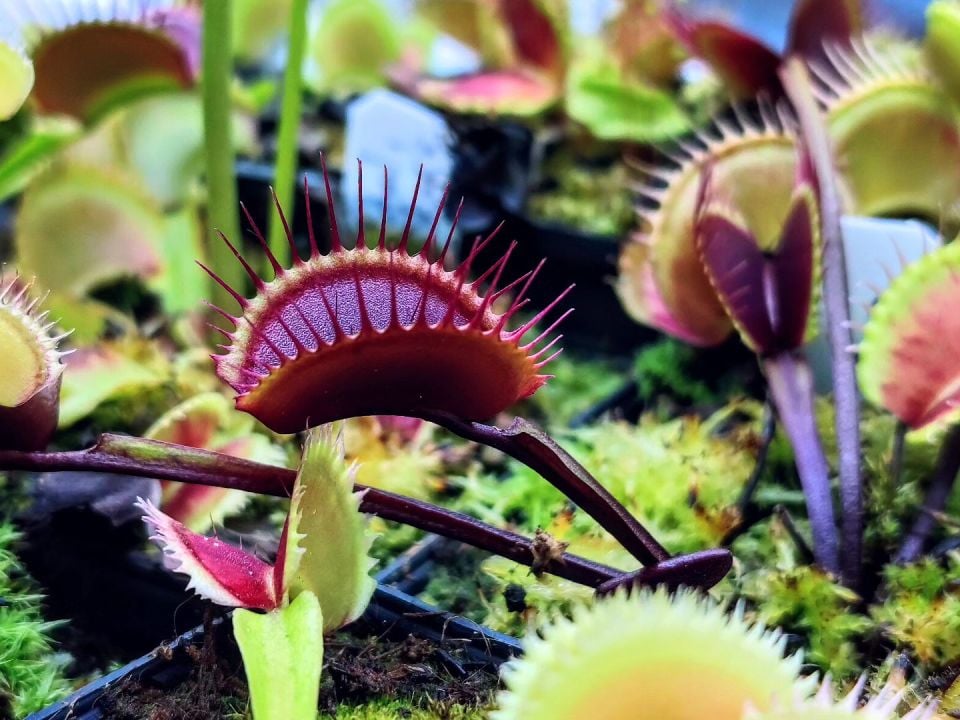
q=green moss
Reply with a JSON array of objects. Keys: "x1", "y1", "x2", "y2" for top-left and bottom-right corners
[
  {"x1": 633, "y1": 339, "x2": 722, "y2": 408},
  {"x1": 873, "y1": 554, "x2": 960, "y2": 668},
  {"x1": 631, "y1": 338, "x2": 763, "y2": 417},
  {"x1": 443, "y1": 403, "x2": 763, "y2": 632},
  {"x1": 525, "y1": 354, "x2": 625, "y2": 427},
  {"x1": 818, "y1": 402, "x2": 938, "y2": 555},
  {"x1": 741, "y1": 566, "x2": 871, "y2": 678},
  {"x1": 526, "y1": 160, "x2": 635, "y2": 236},
  {"x1": 0, "y1": 520, "x2": 70, "y2": 716}
]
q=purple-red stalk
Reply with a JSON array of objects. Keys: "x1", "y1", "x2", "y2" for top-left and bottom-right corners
[{"x1": 0, "y1": 434, "x2": 731, "y2": 590}]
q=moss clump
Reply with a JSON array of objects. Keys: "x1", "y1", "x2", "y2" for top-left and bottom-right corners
[
  {"x1": 632, "y1": 338, "x2": 761, "y2": 414},
  {"x1": 873, "y1": 554, "x2": 960, "y2": 669},
  {"x1": 818, "y1": 403, "x2": 936, "y2": 557},
  {"x1": 0, "y1": 521, "x2": 70, "y2": 716},
  {"x1": 445, "y1": 403, "x2": 763, "y2": 632},
  {"x1": 633, "y1": 339, "x2": 724, "y2": 408},
  {"x1": 741, "y1": 566, "x2": 871, "y2": 678},
  {"x1": 527, "y1": 160, "x2": 635, "y2": 237}
]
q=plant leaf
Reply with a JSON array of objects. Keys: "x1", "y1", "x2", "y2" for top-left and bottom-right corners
[
  {"x1": 858, "y1": 241, "x2": 960, "y2": 429},
  {"x1": 666, "y1": 10, "x2": 781, "y2": 98},
  {"x1": 306, "y1": 0, "x2": 401, "y2": 94},
  {"x1": 0, "y1": 40, "x2": 34, "y2": 120},
  {"x1": 696, "y1": 185, "x2": 818, "y2": 355},
  {"x1": 769, "y1": 186, "x2": 819, "y2": 350},
  {"x1": 138, "y1": 499, "x2": 278, "y2": 610},
  {"x1": 565, "y1": 45, "x2": 689, "y2": 143},
  {"x1": 412, "y1": 69, "x2": 559, "y2": 116},
  {"x1": 15, "y1": 165, "x2": 165, "y2": 298},
  {"x1": 31, "y1": 23, "x2": 194, "y2": 120},
  {"x1": 822, "y1": 38, "x2": 960, "y2": 223},
  {"x1": 494, "y1": 588, "x2": 810, "y2": 720},
  {"x1": 289, "y1": 426, "x2": 377, "y2": 631},
  {"x1": 787, "y1": 0, "x2": 860, "y2": 64},
  {"x1": 617, "y1": 237, "x2": 730, "y2": 346},
  {"x1": 0, "y1": 117, "x2": 81, "y2": 202},
  {"x1": 58, "y1": 342, "x2": 168, "y2": 428},
  {"x1": 927, "y1": 0, "x2": 960, "y2": 105},
  {"x1": 233, "y1": 591, "x2": 324, "y2": 720},
  {"x1": 696, "y1": 205, "x2": 776, "y2": 354}
]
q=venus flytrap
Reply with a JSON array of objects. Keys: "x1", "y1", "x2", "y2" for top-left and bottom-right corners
[
  {"x1": 0, "y1": 273, "x2": 68, "y2": 451},
  {"x1": 202, "y1": 161, "x2": 710, "y2": 576},
  {"x1": 0, "y1": 39, "x2": 33, "y2": 120},
  {"x1": 693, "y1": 142, "x2": 840, "y2": 575},
  {"x1": 145, "y1": 392, "x2": 287, "y2": 532},
  {"x1": 495, "y1": 588, "x2": 938, "y2": 719},
  {"x1": 138, "y1": 425, "x2": 376, "y2": 720},
  {"x1": 858, "y1": 241, "x2": 960, "y2": 563},
  {"x1": 0, "y1": 163, "x2": 734, "y2": 614},
  {"x1": 494, "y1": 588, "x2": 814, "y2": 720},
  {"x1": 0, "y1": 0, "x2": 199, "y2": 122}
]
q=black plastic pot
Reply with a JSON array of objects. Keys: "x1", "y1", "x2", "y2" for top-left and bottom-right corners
[
  {"x1": 26, "y1": 581, "x2": 519, "y2": 720},
  {"x1": 21, "y1": 495, "x2": 519, "y2": 720},
  {"x1": 474, "y1": 211, "x2": 656, "y2": 356}
]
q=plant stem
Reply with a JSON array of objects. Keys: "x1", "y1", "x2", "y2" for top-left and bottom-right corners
[
  {"x1": 421, "y1": 412, "x2": 671, "y2": 566},
  {"x1": 721, "y1": 400, "x2": 777, "y2": 547},
  {"x1": 202, "y1": 0, "x2": 244, "y2": 307},
  {"x1": 781, "y1": 59, "x2": 862, "y2": 588},
  {"x1": 774, "y1": 504, "x2": 816, "y2": 565},
  {"x1": 0, "y1": 435, "x2": 730, "y2": 591},
  {"x1": 594, "y1": 549, "x2": 732, "y2": 597},
  {"x1": 764, "y1": 353, "x2": 840, "y2": 574},
  {"x1": 890, "y1": 421, "x2": 907, "y2": 488},
  {"x1": 897, "y1": 423, "x2": 960, "y2": 564},
  {"x1": 266, "y1": 0, "x2": 309, "y2": 268},
  {"x1": 736, "y1": 398, "x2": 777, "y2": 513}
]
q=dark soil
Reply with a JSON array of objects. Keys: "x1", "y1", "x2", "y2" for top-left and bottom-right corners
[{"x1": 97, "y1": 612, "x2": 498, "y2": 719}]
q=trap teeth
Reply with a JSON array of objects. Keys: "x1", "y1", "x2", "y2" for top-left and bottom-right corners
[
  {"x1": 208, "y1": 166, "x2": 571, "y2": 433},
  {"x1": 0, "y1": 273, "x2": 67, "y2": 450}
]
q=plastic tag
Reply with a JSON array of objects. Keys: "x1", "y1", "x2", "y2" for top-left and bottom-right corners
[{"x1": 343, "y1": 89, "x2": 454, "y2": 245}]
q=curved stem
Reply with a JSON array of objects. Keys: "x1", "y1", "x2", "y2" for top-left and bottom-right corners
[
  {"x1": 764, "y1": 353, "x2": 840, "y2": 575},
  {"x1": 0, "y1": 434, "x2": 728, "y2": 590},
  {"x1": 266, "y1": 0, "x2": 309, "y2": 267},
  {"x1": 419, "y1": 412, "x2": 671, "y2": 566},
  {"x1": 781, "y1": 58, "x2": 862, "y2": 588},
  {"x1": 897, "y1": 423, "x2": 960, "y2": 564}
]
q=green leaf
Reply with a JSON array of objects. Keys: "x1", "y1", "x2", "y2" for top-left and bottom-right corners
[
  {"x1": 0, "y1": 41, "x2": 33, "y2": 121},
  {"x1": 289, "y1": 426, "x2": 377, "y2": 631},
  {"x1": 15, "y1": 164, "x2": 166, "y2": 298},
  {"x1": 59, "y1": 341, "x2": 169, "y2": 428},
  {"x1": 927, "y1": 0, "x2": 960, "y2": 105},
  {"x1": 306, "y1": 0, "x2": 402, "y2": 94},
  {"x1": 565, "y1": 45, "x2": 690, "y2": 143},
  {"x1": 0, "y1": 118, "x2": 80, "y2": 202},
  {"x1": 148, "y1": 205, "x2": 208, "y2": 315},
  {"x1": 233, "y1": 591, "x2": 325, "y2": 720}
]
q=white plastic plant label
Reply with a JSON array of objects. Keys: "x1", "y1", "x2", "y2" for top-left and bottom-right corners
[{"x1": 342, "y1": 89, "x2": 454, "y2": 246}]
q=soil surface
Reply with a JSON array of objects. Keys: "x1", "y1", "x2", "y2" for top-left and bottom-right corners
[{"x1": 97, "y1": 614, "x2": 499, "y2": 719}]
